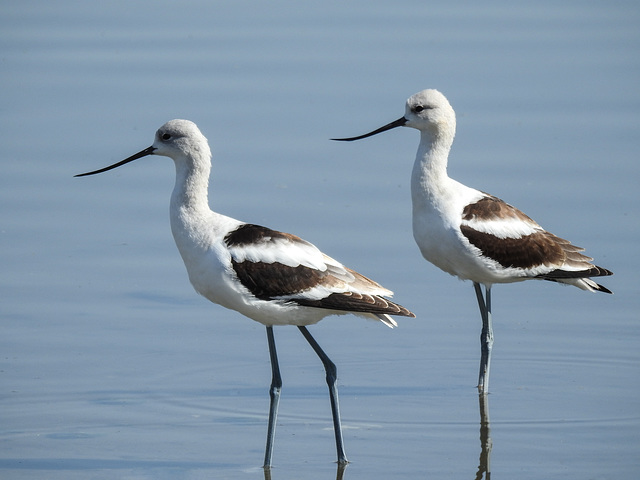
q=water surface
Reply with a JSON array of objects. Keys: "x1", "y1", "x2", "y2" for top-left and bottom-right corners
[{"x1": 2, "y1": 1, "x2": 639, "y2": 478}]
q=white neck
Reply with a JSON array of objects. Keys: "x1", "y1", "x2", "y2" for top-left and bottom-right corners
[
  {"x1": 171, "y1": 154, "x2": 211, "y2": 214},
  {"x1": 169, "y1": 151, "x2": 218, "y2": 254},
  {"x1": 410, "y1": 125, "x2": 455, "y2": 206}
]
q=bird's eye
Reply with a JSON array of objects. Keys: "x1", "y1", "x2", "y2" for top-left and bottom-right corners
[
  {"x1": 413, "y1": 105, "x2": 431, "y2": 113},
  {"x1": 162, "y1": 133, "x2": 171, "y2": 140}
]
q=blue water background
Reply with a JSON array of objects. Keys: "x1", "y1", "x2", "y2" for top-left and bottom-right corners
[{"x1": 2, "y1": 1, "x2": 639, "y2": 478}]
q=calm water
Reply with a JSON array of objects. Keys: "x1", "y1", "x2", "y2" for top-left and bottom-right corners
[{"x1": 2, "y1": 1, "x2": 639, "y2": 479}]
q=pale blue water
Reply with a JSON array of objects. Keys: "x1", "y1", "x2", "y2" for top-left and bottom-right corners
[{"x1": 2, "y1": 1, "x2": 639, "y2": 479}]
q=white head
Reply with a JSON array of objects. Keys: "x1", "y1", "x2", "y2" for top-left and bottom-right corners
[
  {"x1": 332, "y1": 88, "x2": 456, "y2": 142},
  {"x1": 152, "y1": 119, "x2": 211, "y2": 162},
  {"x1": 403, "y1": 89, "x2": 456, "y2": 135}
]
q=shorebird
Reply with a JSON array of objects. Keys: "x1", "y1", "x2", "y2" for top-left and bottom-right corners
[
  {"x1": 333, "y1": 89, "x2": 612, "y2": 394},
  {"x1": 76, "y1": 119, "x2": 414, "y2": 467}
]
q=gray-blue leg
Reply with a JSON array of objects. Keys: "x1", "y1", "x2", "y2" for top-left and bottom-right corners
[
  {"x1": 474, "y1": 283, "x2": 494, "y2": 394},
  {"x1": 263, "y1": 326, "x2": 282, "y2": 468},
  {"x1": 298, "y1": 326, "x2": 349, "y2": 465}
]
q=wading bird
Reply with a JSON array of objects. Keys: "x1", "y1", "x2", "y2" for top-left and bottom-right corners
[
  {"x1": 76, "y1": 119, "x2": 414, "y2": 466},
  {"x1": 333, "y1": 89, "x2": 611, "y2": 394}
]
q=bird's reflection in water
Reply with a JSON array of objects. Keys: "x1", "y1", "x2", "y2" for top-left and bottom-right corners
[
  {"x1": 475, "y1": 393, "x2": 492, "y2": 480},
  {"x1": 264, "y1": 462, "x2": 347, "y2": 480},
  {"x1": 262, "y1": 394, "x2": 492, "y2": 480}
]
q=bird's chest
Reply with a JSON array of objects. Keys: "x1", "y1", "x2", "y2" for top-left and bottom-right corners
[
  {"x1": 170, "y1": 211, "x2": 242, "y2": 301},
  {"x1": 411, "y1": 187, "x2": 483, "y2": 278}
]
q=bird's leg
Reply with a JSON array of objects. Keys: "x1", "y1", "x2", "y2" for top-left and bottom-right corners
[
  {"x1": 474, "y1": 283, "x2": 494, "y2": 394},
  {"x1": 263, "y1": 326, "x2": 282, "y2": 469},
  {"x1": 298, "y1": 326, "x2": 349, "y2": 465}
]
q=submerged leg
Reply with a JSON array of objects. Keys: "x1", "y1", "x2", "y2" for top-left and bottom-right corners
[
  {"x1": 263, "y1": 326, "x2": 282, "y2": 468},
  {"x1": 474, "y1": 283, "x2": 494, "y2": 394},
  {"x1": 298, "y1": 326, "x2": 349, "y2": 465}
]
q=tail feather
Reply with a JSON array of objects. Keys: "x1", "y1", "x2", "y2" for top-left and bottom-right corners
[
  {"x1": 539, "y1": 265, "x2": 612, "y2": 280},
  {"x1": 375, "y1": 314, "x2": 399, "y2": 328},
  {"x1": 539, "y1": 265, "x2": 613, "y2": 293},
  {"x1": 539, "y1": 265, "x2": 612, "y2": 293}
]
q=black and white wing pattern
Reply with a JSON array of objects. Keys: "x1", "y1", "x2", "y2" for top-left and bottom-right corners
[
  {"x1": 459, "y1": 195, "x2": 612, "y2": 292},
  {"x1": 224, "y1": 223, "x2": 415, "y2": 325}
]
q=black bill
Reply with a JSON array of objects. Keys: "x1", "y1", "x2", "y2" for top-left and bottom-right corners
[
  {"x1": 75, "y1": 146, "x2": 157, "y2": 177},
  {"x1": 331, "y1": 116, "x2": 407, "y2": 142}
]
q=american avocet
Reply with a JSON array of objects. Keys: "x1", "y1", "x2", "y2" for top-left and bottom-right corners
[
  {"x1": 333, "y1": 89, "x2": 612, "y2": 394},
  {"x1": 76, "y1": 119, "x2": 414, "y2": 467}
]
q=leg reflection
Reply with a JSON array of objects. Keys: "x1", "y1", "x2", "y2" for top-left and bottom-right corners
[
  {"x1": 263, "y1": 460, "x2": 347, "y2": 480},
  {"x1": 475, "y1": 393, "x2": 492, "y2": 480}
]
